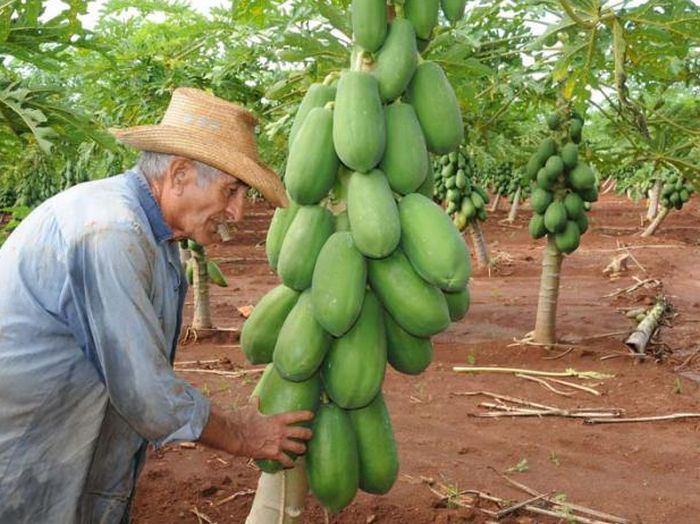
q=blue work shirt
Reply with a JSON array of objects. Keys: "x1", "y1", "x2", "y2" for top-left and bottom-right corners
[{"x1": 0, "y1": 170, "x2": 210, "y2": 523}]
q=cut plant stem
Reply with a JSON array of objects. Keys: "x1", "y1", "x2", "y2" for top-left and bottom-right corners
[
  {"x1": 452, "y1": 366, "x2": 614, "y2": 380},
  {"x1": 245, "y1": 460, "x2": 307, "y2": 524},
  {"x1": 641, "y1": 206, "x2": 669, "y2": 237},
  {"x1": 506, "y1": 187, "x2": 521, "y2": 223},
  {"x1": 467, "y1": 219, "x2": 490, "y2": 268},
  {"x1": 625, "y1": 297, "x2": 668, "y2": 354},
  {"x1": 515, "y1": 373, "x2": 575, "y2": 396},
  {"x1": 585, "y1": 413, "x2": 700, "y2": 425},
  {"x1": 533, "y1": 237, "x2": 563, "y2": 346}
]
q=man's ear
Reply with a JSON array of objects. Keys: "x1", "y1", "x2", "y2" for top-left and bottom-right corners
[{"x1": 167, "y1": 157, "x2": 193, "y2": 196}]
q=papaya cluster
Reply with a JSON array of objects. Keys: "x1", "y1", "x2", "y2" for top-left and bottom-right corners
[
  {"x1": 432, "y1": 148, "x2": 489, "y2": 231},
  {"x1": 526, "y1": 111, "x2": 597, "y2": 254},
  {"x1": 660, "y1": 173, "x2": 694, "y2": 211},
  {"x1": 183, "y1": 240, "x2": 228, "y2": 287},
  {"x1": 240, "y1": 0, "x2": 470, "y2": 513}
]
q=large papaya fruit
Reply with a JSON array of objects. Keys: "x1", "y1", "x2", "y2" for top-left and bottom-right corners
[
  {"x1": 347, "y1": 169, "x2": 401, "y2": 258},
  {"x1": 333, "y1": 71, "x2": 386, "y2": 173},
  {"x1": 322, "y1": 290, "x2": 387, "y2": 409},
  {"x1": 241, "y1": 285, "x2": 300, "y2": 364},
  {"x1": 384, "y1": 312, "x2": 433, "y2": 375},
  {"x1": 288, "y1": 83, "x2": 336, "y2": 150},
  {"x1": 284, "y1": 107, "x2": 339, "y2": 205},
  {"x1": 348, "y1": 392, "x2": 399, "y2": 494},
  {"x1": 273, "y1": 290, "x2": 331, "y2": 382},
  {"x1": 398, "y1": 193, "x2": 470, "y2": 291},
  {"x1": 404, "y1": 0, "x2": 440, "y2": 40},
  {"x1": 406, "y1": 62, "x2": 463, "y2": 154},
  {"x1": 380, "y1": 101, "x2": 427, "y2": 195},
  {"x1": 277, "y1": 205, "x2": 334, "y2": 291},
  {"x1": 443, "y1": 286, "x2": 470, "y2": 321},
  {"x1": 265, "y1": 199, "x2": 300, "y2": 270},
  {"x1": 351, "y1": 0, "x2": 387, "y2": 52},
  {"x1": 311, "y1": 232, "x2": 367, "y2": 337},
  {"x1": 368, "y1": 248, "x2": 450, "y2": 337},
  {"x1": 306, "y1": 403, "x2": 360, "y2": 512},
  {"x1": 255, "y1": 365, "x2": 321, "y2": 473},
  {"x1": 440, "y1": 0, "x2": 466, "y2": 23},
  {"x1": 371, "y1": 18, "x2": 417, "y2": 102}
]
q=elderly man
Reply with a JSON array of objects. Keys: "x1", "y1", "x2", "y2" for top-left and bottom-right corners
[{"x1": 0, "y1": 88, "x2": 312, "y2": 523}]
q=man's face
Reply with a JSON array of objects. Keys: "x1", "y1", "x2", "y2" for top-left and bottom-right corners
[{"x1": 163, "y1": 159, "x2": 249, "y2": 246}]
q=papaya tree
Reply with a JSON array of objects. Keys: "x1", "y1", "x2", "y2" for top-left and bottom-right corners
[
  {"x1": 183, "y1": 241, "x2": 229, "y2": 332},
  {"x1": 242, "y1": 1, "x2": 473, "y2": 519}
]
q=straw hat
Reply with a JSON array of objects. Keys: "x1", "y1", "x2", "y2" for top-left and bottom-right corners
[{"x1": 110, "y1": 87, "x2": 287, "y2": 207}]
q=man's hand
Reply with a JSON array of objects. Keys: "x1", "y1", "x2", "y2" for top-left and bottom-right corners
[{"x1": 198, "y1": 398, "x2": 314, "y2": 468}]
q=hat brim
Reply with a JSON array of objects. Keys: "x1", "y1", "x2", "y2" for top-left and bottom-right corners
[{"x1": 109, "y1": 124, "x2": 288, "y2": 208}]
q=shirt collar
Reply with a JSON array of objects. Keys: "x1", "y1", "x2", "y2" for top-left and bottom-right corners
[{"x1": 126, "y1": 169, "x2": 173, "y2": 243}]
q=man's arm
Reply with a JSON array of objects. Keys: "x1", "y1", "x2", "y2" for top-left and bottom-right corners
[{"x1": 199, "y1": 400, "x2": 313, "y2": 467}]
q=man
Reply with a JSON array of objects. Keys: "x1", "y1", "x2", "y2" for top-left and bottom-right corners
[{"x1": 0, "y1": 88, "x2": 312, "y2": 523}]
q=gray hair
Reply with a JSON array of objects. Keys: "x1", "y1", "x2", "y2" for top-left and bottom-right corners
[{"x1": 137, "y1": 151, "x2": 228, "y2": 188}]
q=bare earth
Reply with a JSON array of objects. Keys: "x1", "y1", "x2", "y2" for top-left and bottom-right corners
[{"x1": 132, "y1": 192, "x2": 700, "y2": 524}]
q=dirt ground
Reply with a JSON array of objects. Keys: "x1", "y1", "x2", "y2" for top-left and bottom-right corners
[{"x1": 132, "y1": 192, "x2": 700, "y2": 524}]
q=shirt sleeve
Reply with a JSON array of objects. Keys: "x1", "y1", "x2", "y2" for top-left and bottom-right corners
[{"x1": 66, "y1": 223, "x2": 210, "y2": 446}]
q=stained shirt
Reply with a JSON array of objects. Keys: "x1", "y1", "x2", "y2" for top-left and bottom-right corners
[{"x1": 0, "y1": 170, "x2": 210, "y2": 523}]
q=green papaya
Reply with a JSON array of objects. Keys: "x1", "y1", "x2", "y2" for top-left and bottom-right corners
[
  {"x1": 535, "y1": 138, "x2": 557, "y2": 165},
  {"x1": 404, "y1": 0, "x2": 439, "y2": 39},
  {"x1": 544, "y1": 201, "x2": 568, "y2": 233},
  {"x1": 578, "y1": 184, "x2": 598, "y2": 202},
  {"x1": 526, "y1": 155, "x2": 543, "y2": 179},
  {"x1": 372, "y1": 18, "x2": 417, "y2": 102},
  {"x1": 470, "y1": 191, "x2": 485, "y2": 210},
  {"x1": 368, "y1": 248, "x2": 450, "y2": 337},
  {"x1": 440, "y1": 0, "x2": 466, "y2": 23},
  {"x1": 443, "y1": 286, "x2": 470, "y2": 321},
  {"x1": 473, "y1": 185, "x2": 490, "y2": 205},
  {"x1": 206, "y1": 260, "x2": 227, "y2": 287},
  {"x1": 453, "y1": 212, "x2": 467, "y2": 231},
  {"x1": 554, "y1": 220, "x2": 581, "y2": 254},
  {"x1": 187, "y1": 239, "x2": 204, "y2": 254},
  {"x1": 560, "y1": 142, "x2": 578, "y2": 170},
  {"x1": 569, "y1": 118, "x2": 583, "y2": 144},
  {"x1": 311, "y1": 232, "x2": 367, "y2": 337},
  {"x1": 289, "y1": 83, "x2": 336, "y2": 150},
  {"x1": 273, "y1": 290, "x2": 331, "y2": 382},
  {"x1": 266, "y1": 199, "x2": 300, "y2": 270},
  {"x1": 255, "y1": 365, "x2": 321, "y2": 473},
  {"x1": 529, "y1": 213, "x2": 547, "y2": 239},
  {"x1": 544, "y1": 155, "x2": 564, "y2": 179},
  {"x1": 381, "y1": 101, "x2": 427, "y2": 194},
  {"x1": 399, "y1": 193, "x2": 470, "y2": 291},
  {"x1": 351, "y1": 0, "x2": 387, "y2": 52},
  {"x1": 384, "y1": 312, "x2": 433, "y2": 374},
  {"x1": 531, "y1": 187, "x2": 553, "y2": 214},
  {"x1": 455, "y1": 169, "x2": 467, "y2": 189},
  {"x1": 347, "y1": 169, "x2": 401, "y2": 258},
  {"x1": 306, "y1": 404, "x2": 359, "y2": 512},
  {"x1": 536, "y1": 168, "x2": 556, "y2": 191},
  {"x1": 285, "y1": 107, "x2": 339, "y2": 205},
  {"x1": 568, "y1": 163, "x2": 596, "y2": 192},
  {"x1": 323, "y1": 290, "x2": 386, "y2": 409},
  {"x1": 563, "y1": 191, "x2": 584, "y2": 220},
  {"x1": 348, "y1": 393, "x2": 399, "y2": 494},
  {"x1": 278, "y1": 205, "x2": 334, "y2": 291},
  {"x1": 241, "y1": 285, "x2": 301, "y2": 364},
  {"x1": 576, "y1": 211, "x2": 589, "y2": 234},
  {"x1": 461, "y1": 197, "x2": 476, "y2": 219},
  {"x1": 333, "y1": 71, "x2": 385, "y2": 173},
  {"x1": 406, "y1": 62, "x2": 464, "y2": 154}
]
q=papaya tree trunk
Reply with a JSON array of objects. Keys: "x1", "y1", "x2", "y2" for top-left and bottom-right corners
[
  {"x1": 625, "y1": 298, "x2": 667, "y2": 354},
  {"x1": 191, "y1": 249, "x2": 212, "y2": 329},
  {"x1": 246, "y1": 461, "x2": 308, "y2": 524},
  {"x1": 533, "y1": 237, "x2": 563, "y2": 346},
  {"x1": 488, "y1": 193, "x2": 501, "y2": 213},
  {"x1": 641, "y1": 206, "x2": 669, "y2": 237},
  {"x1": 507, "y1": 187, "x2": 522, "y2": 224},
  {"x1": 467, "y1": 220, "x2": 490, "y2": 268},
  {"x1": 179, "y1": 243, "x2": 190, "y2": 270},
  {"x1": 646, "y1": 181, "x2": 662, "y2": 221}
]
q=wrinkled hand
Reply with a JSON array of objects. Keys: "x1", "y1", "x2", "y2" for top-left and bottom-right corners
[{"x1": 236, "y1": 396, "x2": 314, "y2": 468}]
